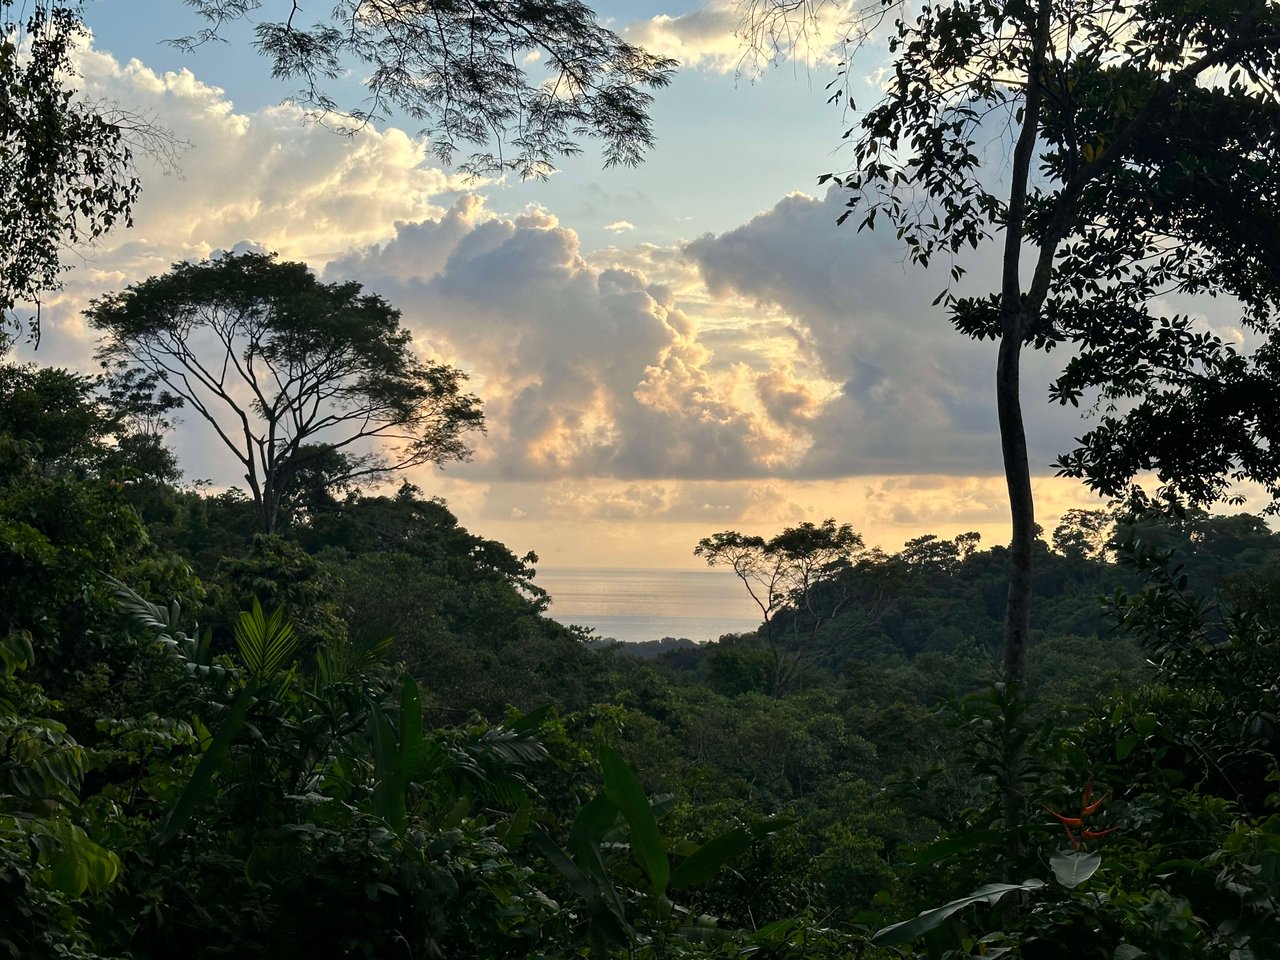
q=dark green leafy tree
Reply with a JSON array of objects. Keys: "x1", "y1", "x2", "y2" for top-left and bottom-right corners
[
  {"x1": 0, "y1": 631, "x2": 123, "y2": 960},
  {"x1": 0, "y1": 440, "x2": 151, "y2": 688},
  {"x1": 866, "y1": 541, "x2": 1280, "y2": 959},
  {"x1": 0, "y1": 363, "x2": 180, "y2": 483},
  {"x1": 1, "y1": 1, "x2": 141, "y2": 342},
  {"x1": 744, "y1": 0, "x2": 1280, "y2": 690},
  {"x1": 175, "y1": 0, "x2": 677, "y2": 178},
  {"x1": 89, "y1": 252, "x2": 485, "y2": 534},
  {"x1": 0, "y1": 365, "x2": 116, "y2": 476}
]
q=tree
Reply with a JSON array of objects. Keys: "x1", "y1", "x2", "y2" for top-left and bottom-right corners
[
  {"x1": 696, "y1": 519, "x2": 866, "y2": 696},
  {"x1": 175, "y1": 0, "x2": 677, "y2": 178},
  {"x1": 1, "y1": 0, "x2": 140, "y2": 341},
  {"x1": 0, "y1": 361, "x2": 180, "y2": 483},
  {"x1": 742, "y1": 0, "x2": 1280, "y2": 686},
  {"x1": 88, "y1": 251, "x2": 484, "y2": 534},
  {"x1": 1052, "y1": 509, "x2": 1113, "y2": 563}
]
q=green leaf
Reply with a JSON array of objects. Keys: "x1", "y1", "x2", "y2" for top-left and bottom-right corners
[
  {"x1": 234, "y1": 597, "x2": 297, "y2": 681},
  {"x1": 570, "y1": 792, "x2": 619, "y2": 854},
  {"x1": 1115, "y1": 732, "x2": 1139, "y2": 759},
  {"x1": 500, "y1": 801, "x2": 533, "y2": 848},
  {"x1": 398, "y1": 675, "x2": 424, "y2": 783},
  {"x1": 872, "y1": 879, "x2": 1045, "y2": 946},
  {"x1": 1133, "y1": 713, "x2": 1157, "y2": 737},
  {"x1": 599, "y1": 744, "x2": 669, "y2": 897},
  {"x1": 369, "y1": 705, "x2": 407, "y2": 833},
  {"x1": 912, "y1": 829, "x2": 1003, "y2": 866},
  {"x1": 0, "y1": 629, "x2": 34, "y2": 677},
  {"x1": 747, "y1": 816, "x2": 795, "y2": 840},
  {"x1": 561, "y1": 793, "x2": 629, "y2": 924},
  {"x1": 42, "y1": 821, "x2": 117, "y2": 897},
  {"x1": 153, "y1": 684, "x2": 257, "y2": 847},
  {"x1": 669, "y1": 827, "x2": 750, "y2": 891},
  {"x1": 1051, "y1": 849, "x2": 1101, "y2": 889},
  {"x1": 530, "y1": 826, "x2": 630, "y2": 946},
  {"x1": 508, "y1": 703, "x2": 553, "y2": 735},
  {"x1": 752, "y1": 918, "x2": 801, "y2": 944}
]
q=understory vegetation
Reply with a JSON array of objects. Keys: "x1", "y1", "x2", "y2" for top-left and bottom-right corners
[{"x1": 3, "y1": 360, "x2": 1278, "y2": 959}]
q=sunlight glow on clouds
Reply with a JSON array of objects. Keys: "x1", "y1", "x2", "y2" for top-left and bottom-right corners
[
  {"x1": 74, "y1": 45, "x2": 474, "y2": 267},
  {"x1": 623, "y1": 1, "x2": 856, "y2": 75},
  {"x1": 685, "y1": 188, "x2": 1087, "y2": 478},
  {"x1": 328, "y1": 200, "x2": 828, "y2": 481},
  {"x1": 19, "y1": 37, "x2": 1117, "y2": 567}
]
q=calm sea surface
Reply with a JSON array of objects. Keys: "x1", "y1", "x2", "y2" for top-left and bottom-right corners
[{"x1": 535, "y1": 567, "x2": 762, "y2": 644}]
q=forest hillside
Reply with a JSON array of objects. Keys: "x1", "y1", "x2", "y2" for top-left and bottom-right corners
[{"x1": 4, "y1": 359, "x2": 1279, "y2": 958}]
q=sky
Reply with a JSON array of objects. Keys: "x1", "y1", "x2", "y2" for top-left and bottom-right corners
[{"x1": 15, "y1": 0, "x2": 1154, "y2": 568}]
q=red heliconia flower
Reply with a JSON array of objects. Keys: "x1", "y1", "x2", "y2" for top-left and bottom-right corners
[{"x1": 1047, "y1": 776, "x2": 1119, "y2": 849}]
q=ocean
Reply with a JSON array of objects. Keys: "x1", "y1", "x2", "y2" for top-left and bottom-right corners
[{"x1": 534, "y1": 567, "x2": 763, "y2": 644}]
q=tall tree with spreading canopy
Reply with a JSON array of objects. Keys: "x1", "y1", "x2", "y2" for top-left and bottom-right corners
[
  {"x1": 88, "y1": 251, "x2": 484, "y2": 534},
  {"x1": 175, "y1": 0, "x2": 677, "y2": 177},
  {"x1": 696, "y1": 519, "x2": 865, "y2": 696},
  {"x1": 740, "y1": 0, "x2": 1280, "y2": 687}
]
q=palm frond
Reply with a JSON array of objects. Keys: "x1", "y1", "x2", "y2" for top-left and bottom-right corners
[{"x1": 234, "y1": 597, "x2": 298, "y2": 682}]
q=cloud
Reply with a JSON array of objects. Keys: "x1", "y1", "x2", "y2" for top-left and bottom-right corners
[
  {"x1": 685, "y1": 187, "x2": 1087, "y2": 478},
  {"x1": 604, "y1": 220, "x2": 636, "y2": 233},
  {"x1": 8, "y1": 35, "x2": 1138, "y2": 571},
  {"x1": 14, "y1": 41, "x2": 480, "y2": 476},
  {"x1": 67, "y1": 43, "x2": 473, "y2": 272},
  {"x1": 328, "y1": 200, "x2": 822, "y2": 482},
  {"x1": 23, "y1": 39, "x2": 1087, "y2": 497},
  {"x1": 623, "y1": 1, "x2": 855, "y2": 75}
]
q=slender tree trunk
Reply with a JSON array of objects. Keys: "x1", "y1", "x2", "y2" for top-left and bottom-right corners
[
  {"x1": 997, "y1": 0, "x2": 1052, "y2": 690},
  {"x1": 993, "y1": 0, "x2": 1052, "y2": 883},
  {"x1": 257, "y1": 471, "x2": 280, "y2": 535},
  {"x1": 997, "y1": 333, "x2": 1033, "y2": 687}
]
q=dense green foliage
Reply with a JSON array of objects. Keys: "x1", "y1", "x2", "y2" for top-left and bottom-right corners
[
  {"x1": 1, "y1": 0, "x2": 140, "y2": 340},
  {"x1": 3, "y1": 355, "x2": 1279, "y2": 958},
  {"x1": 11, "y1": 0, "x2": 1278, "y2": 954}
]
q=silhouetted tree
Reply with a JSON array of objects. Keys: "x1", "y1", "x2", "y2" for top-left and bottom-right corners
[
  {"x1": 89, "y1": 252, "x2": 484, "y2": 534},
  {"x1": 696, "y1": 519, "x2": 865, "y2": 696}
]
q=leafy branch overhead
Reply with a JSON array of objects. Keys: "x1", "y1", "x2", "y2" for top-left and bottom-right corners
[
  {"x1": 178, "y1": 0, "x2": 678, "y2": 178},
  {"x1": 88, "y1": 251, "x2": 484, "y2": 534},
  {"x1": 1, "y1": 1, "x2": 139, "y2": 339}
]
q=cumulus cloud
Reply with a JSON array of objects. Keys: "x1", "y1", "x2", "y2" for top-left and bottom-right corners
[
  {"x1": 7, "y1": 36, "x2": 1121, "y2": 566},
  {"x1": 624, "y1": 1, "x2": 855, "y2": 75},
  {"x1": 685, "y1": 187, "x2": 1087, "y2": 478},
  {"x1": 24, "y1": 39, "x2": 1084, "y2": 495},
  {"x1": 15, "y1": 41, "x2": 478, "y2": 477},
  {"x1": 328, "y1": 200, "x2": 823, "y2": 482},
  {"x1": 70, "y1": 47, "x2": 469, "y2": 267},
  {"x1": 604, "y1": 220, "x2": 636, "y2": 233}
]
